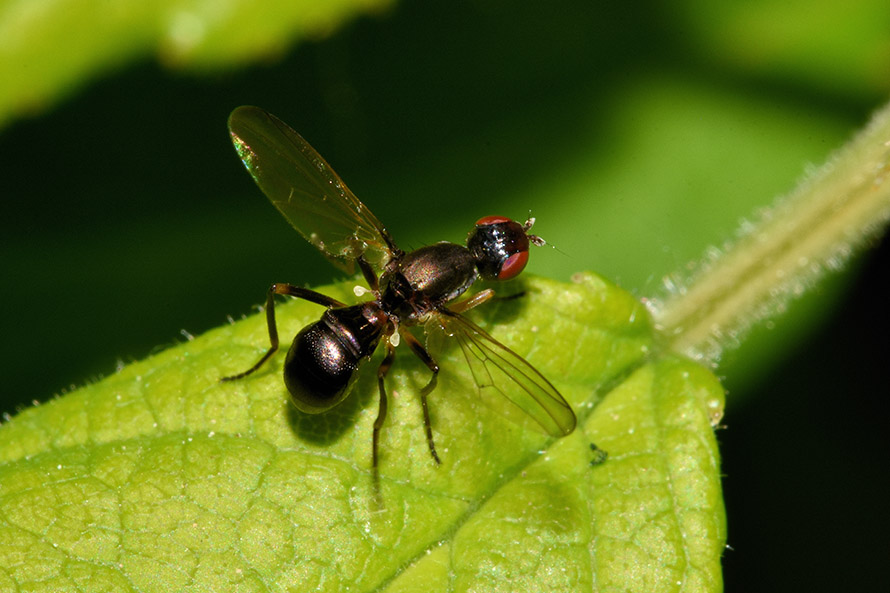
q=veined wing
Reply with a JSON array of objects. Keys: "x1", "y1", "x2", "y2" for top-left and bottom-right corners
[
  {"x1": 228, "y1": 106, "x2": 397, "y2": 272},
  {"x1": 439, "y1": 311, "x2": 576, "y2": 437}
]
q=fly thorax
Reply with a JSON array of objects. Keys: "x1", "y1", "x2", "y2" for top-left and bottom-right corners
[{"x1": 398, "y1": 243, "x2": 478, "y2": 301}]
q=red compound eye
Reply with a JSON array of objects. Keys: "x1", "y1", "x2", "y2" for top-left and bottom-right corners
[
  {"x1": 475, "y1": 215, "x2": 512, "y2": 226},
  {"x1": 498, "y1": 250, "x2": 529, "y2": 280},
  {"x1": 467, "y1": 216, "x2": 533, "y2": 280}
]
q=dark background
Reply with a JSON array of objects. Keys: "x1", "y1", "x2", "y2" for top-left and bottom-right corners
[{"x1": 1, "y1": 2, "x2": 888, "y2": 590}]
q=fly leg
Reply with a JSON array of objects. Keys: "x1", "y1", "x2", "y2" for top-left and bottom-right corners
[
  {"x1": 450, "y1": 288, "x2": 527, "y2": 315},
  {"x1": 400, "y1": 330, "x2": 441, "y2": 465},
  {"x1": 372, "y1": 339, "x2": 397, "y2": 495},
  {"x1": 221, "y1": 283, "x2": 346, "y2": 382}
]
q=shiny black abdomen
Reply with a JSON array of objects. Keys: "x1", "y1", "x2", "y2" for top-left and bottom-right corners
[
  {"x1": 379, "y1": 243, "x2": 478, "y2": 321},
  {"x1": 284, "y1": 303, "x2": 387, "y2": 413}
]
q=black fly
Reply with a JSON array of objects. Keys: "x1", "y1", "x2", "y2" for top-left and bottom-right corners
[{"x1": 221, "y1": 106, "x2": 576, "y2": 487}]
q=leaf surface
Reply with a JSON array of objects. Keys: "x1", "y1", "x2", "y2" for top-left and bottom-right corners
[{"x1": 0, "y1": 275, "x2": 725, "y2": 592}]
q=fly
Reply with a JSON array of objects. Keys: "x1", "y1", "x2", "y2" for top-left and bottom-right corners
[{"x1": 220, "y1": 106, "x2": 576, "y2": 487}]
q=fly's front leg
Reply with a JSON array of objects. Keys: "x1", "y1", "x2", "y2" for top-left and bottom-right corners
[
  {"x1": 221, "y1": 283, "x2": 347, "y2": 382},
  {"x1": 450, "y1": 288, "x2": 526, "y2": 316},
  {"x1": 401, "y1": 330, "x2": 441, "y2": 465},
  {"x1": 449, "y1": 288, "x2": 495, "y2": 314}
]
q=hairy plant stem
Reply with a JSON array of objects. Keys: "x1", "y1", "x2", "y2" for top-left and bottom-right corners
[{"x1": 651, "y1": 99, "x2": 890, "y2": 365}]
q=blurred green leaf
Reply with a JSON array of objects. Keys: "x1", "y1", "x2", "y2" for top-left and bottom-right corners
[
  {"x1": 0, "y1": 0, "x2": 392, "y2": 127},
  {"x1": 0, "y1": 275, "x2": 726, "y2": 592},
  {"x1": 676, "y1": 0, "x2": 890, "y2": 96}
]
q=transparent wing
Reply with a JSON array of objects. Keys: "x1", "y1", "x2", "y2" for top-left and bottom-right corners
[
  {"x1": 228, "y1": 106, "x2": 397, "y2": 272},
  {"x1": 437, "y1": 311, "x2": 576, "y2": 437}
]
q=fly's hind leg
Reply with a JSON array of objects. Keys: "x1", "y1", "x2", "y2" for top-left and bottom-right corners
[
  {"x1": 400, "y1": 330, "x2": 441, "y2": 465},
  {"x1": 372, "y1": 340, "x2": 397, "y2": 495},
  {"x1": 221, "y1": 283, "x2": 346, "y2": 382}
]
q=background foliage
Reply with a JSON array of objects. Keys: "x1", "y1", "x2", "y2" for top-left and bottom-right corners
[{"x1": 1, "y1": 0, "x2": 888, "y2": 590}]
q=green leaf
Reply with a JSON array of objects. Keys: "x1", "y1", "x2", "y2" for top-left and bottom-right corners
[{"x1": 0, "y1": 274, "x2": 725, "y2": 592}]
